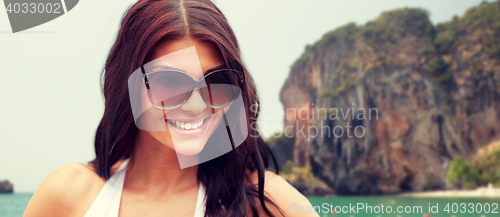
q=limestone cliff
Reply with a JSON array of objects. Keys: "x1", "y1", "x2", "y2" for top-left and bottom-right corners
[{"x1": 277, "y1": 1, "x2": 500, "y2": 195}]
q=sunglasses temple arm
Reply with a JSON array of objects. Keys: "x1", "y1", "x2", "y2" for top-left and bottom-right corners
[{"x1": 221, "y1": 109, "x2": 236, "y2": 150}]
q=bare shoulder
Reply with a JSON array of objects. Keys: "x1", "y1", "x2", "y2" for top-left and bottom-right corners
[
  {"x1": 23, "y1": 162, "x2": 105, "y2": 217},
  {"x1": 247, "y1": 170, "x2": 319, "y2": 217}
]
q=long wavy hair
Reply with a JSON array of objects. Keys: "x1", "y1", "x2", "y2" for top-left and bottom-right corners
[{"x1": 90, "y1": 0, "x2": 281, "y2": 216}]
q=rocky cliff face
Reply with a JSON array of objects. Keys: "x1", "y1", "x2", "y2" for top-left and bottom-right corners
[
  {"x1": 0, "y1": 180, "x2": 14, "y2": 193},
  {"x1": 278, "y1": 1, "x2": 500, "y2": 195}
]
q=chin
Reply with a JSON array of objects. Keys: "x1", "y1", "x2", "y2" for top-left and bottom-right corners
[{"x1": 169, "y1": 138, "x2": 208, "y2": 155}]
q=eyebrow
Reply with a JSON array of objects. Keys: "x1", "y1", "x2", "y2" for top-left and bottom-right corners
[{"x1": 146, "y1": 65, "x2": 226, "y2": 75}]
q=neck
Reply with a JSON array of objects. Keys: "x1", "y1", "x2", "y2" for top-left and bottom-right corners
[{"x1": 126, "y1": 130, "x2": 199, "y2": 195}]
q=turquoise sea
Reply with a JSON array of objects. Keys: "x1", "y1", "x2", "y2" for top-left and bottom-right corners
[
  {"x1": 1, "y1": 193, "x2": 499, "y2": 217},
  {"x1": 0, "y1": 193, "x2": 32, "y2": 217}
]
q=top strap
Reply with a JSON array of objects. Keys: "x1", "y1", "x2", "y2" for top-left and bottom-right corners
[{"x1": 82, "y1": 159, "x2": 129, "y2": 217}]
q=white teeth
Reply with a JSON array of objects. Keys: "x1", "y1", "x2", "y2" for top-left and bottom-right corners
[{"x1": 167, "y1": 118, "x2": 206, "y2": 130}]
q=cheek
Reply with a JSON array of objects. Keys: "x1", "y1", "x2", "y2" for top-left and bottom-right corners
[
  {"x1": 160, "y1": 108, "x2": 173, "y2": 118},
  {"x1": 211, "y1": 105, "x2": 230, "y2": 126}
]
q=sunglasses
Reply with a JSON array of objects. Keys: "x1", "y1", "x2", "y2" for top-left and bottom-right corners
[{"x1": 141, "y1": 66, "x2": 244, "y2": 109}]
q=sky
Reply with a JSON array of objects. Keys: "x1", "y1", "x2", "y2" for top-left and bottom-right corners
[{"x1": 0, "y1": 0, "x2": 491, "y2": 192}]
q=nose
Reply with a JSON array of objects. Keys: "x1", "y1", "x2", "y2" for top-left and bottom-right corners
[{"x1": 180, "y1": 88, "x2": 208, "y2": 114}]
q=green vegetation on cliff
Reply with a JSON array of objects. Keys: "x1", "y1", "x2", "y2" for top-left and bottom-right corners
[
  {"x1": 266, "y1": 132, "x2": 294, "y2": 171},
  {"x1": 292, "y1": 0, "x2": 500, "y2": 99},
  {"x1": 360, "y1": 8, "x2": 435, "y2": 46},
  {"x1": 292, "y1": 22, "x2": 357, "y2": 69},
  {"x1": 433, "y1": 0, "x2": 500, "y2": 112},
  {"x1": 447, "y1": 149, "x2": 500, "y2": 188},
  {"x1": 291, "y1": 8, "x2": 435, "y2": 70},
  {"x1": 435, "y1": 0, "x2": 500, "y2": 56},
  {"x1": 447, "y1": 156, "x2": 481, "y2": 189},
  {"x1": 279, "y1": 160, "x2": 334, "y2": 196}
]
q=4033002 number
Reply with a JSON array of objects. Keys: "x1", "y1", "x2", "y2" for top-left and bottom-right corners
[
  {"x1": 5, "y1": 2, "x2": 62, "y2": 14},
  {"x1": 443, "y1": 203, "x2": 498, "y2": 214}
]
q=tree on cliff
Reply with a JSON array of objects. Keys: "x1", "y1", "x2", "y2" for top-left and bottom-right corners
[{"x1": 447, "y1": 157, "x2": 480, "y2": 189}]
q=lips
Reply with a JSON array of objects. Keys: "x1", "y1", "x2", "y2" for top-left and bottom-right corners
[{"x1": 166, "y1": 116, "x2": 211, "y2": 131}]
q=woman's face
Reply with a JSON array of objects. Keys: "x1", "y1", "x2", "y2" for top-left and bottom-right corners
[{"x1": 142, "y1": 38, "x2": 230, "y2": 156}]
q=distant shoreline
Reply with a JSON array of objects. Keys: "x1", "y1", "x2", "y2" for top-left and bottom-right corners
[
  {"x1": 400, "y1": 185, "x2": 500, "y2": 198},
  {"x1": 0, "y1": 192, "x2": 33, "y2": 195}
]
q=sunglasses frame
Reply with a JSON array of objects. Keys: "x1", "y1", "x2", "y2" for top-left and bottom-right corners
[{"x1": 140, "y1": 66, "x2": 245, "y2": 110}]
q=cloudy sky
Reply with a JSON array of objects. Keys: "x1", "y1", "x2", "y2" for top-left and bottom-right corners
[{"x1": 0, "y1": 0, "x2": 489, "y2": 192}]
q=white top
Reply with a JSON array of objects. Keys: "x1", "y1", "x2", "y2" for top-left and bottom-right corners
[{"x1": 83, "y1": 159, "x2": 206, "y2": 217}]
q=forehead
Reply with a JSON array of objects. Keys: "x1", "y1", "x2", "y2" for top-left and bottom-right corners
[{"x1": 144, "y1": 38, "x2": 225, "y2": 79}]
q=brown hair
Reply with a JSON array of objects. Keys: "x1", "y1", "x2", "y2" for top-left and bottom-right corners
[{"x1": 91, "y1": 0, "x2": 281, "y2": 216}]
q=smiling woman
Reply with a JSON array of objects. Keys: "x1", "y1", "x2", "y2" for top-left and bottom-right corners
[{"x1": 22, "y1": 0, "x2": 317, "y2": 217}]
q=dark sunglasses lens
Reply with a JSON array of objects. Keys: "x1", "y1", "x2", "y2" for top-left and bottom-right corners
[
  {"x1": 202, "y1": 70, "x2": 241, "y2": 107},
  {"x1": 147, "y1": 71, "x2": 192, "y2": 108}
]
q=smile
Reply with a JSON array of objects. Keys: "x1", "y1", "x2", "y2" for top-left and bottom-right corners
[{"x1": 166, "y1": 116, "x2": 211, "y2": 130}]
